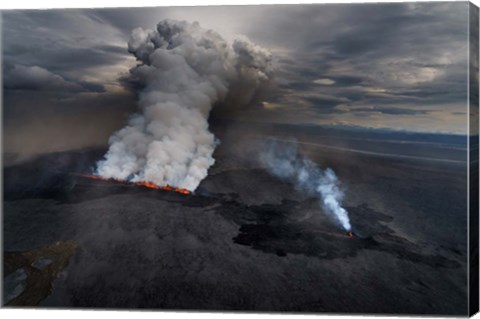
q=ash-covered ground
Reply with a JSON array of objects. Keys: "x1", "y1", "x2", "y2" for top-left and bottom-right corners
[{"x1": 3, "y1": 124, "x2": 469, "y2": 315}]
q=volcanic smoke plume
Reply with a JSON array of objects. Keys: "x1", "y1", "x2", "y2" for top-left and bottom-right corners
[
  {"x1": 96, "y1": 20, "x2": 271, "y2": 191},
  {"x1": 260, "y1": 139, "x2": 352, "y2": 232}
]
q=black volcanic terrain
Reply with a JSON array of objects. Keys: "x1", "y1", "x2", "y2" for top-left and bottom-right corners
[{"x1": 3, "y1": 125, "x2": 469, "y2": 315}]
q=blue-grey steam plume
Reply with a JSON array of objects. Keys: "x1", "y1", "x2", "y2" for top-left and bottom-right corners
[{"x1": 260, "y1": 139, "x2": 352, "y2": 231}]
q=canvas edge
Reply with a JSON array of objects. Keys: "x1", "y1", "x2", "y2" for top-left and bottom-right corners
[{"x1": 469, "y1": 1, "x2": 480, "y2": 317}]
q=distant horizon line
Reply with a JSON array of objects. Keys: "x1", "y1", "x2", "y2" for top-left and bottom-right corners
[{"x1": 217, "y1": 118, "x2": 473, "y2": 136}]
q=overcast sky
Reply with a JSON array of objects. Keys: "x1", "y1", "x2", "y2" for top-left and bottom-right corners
[{"x1": 1, "y1": 2, "x2": 473, "y2": 157}]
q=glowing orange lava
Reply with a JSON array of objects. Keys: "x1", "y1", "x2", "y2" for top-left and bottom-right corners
[
  {"x1": 347, "y1": 231, "x2": 353, "y2": 238},
  {"x1": 79, "y1": 174, "x2": 191, "y2": 195}
]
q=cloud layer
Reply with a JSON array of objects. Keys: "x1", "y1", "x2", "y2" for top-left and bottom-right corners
[{"x1": 2, "y1": 2, "x2": 471, "y2": 162}]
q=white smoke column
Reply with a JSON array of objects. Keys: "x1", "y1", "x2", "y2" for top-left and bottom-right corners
[
  {"x1": 96, "y1": 20, "x2": 271, "y2": 191},
  {"x1": 260, "y1": 139, "x2": 352, "y2": 231}
]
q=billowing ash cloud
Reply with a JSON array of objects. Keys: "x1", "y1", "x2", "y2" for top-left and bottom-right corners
[
  {"x1": 260, "y1": 139, "x2": 351, "y2": 231},
  {"x1": 96, "y1": 20, "x2": 272, "y2": 191}
]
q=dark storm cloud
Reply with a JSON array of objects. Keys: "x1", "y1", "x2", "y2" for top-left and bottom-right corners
[
  {"x1": 330, "y1": 76, "x2": 364, "y2": 87},
  {"x1": 3, "y1": 64, "x2": 106, "y2": 93},
  {"x1": 352, "y1": 106, "x2": 429, "y2": 116},
  {"x1": 2, "y1": 10, "x2": 130, "y2": 90},
  {"x1": 1, "y1": 1, "x2": 471, "y2": 161},
  {"x1": 78, "y1": 81, "x2": 106, "y2": 93},
  {"x1": 36, "y1": 46, "x2": 127, "y2": 71},
  {"x1": 4, "y1": 3, "x2": 467, "y2": 114},
  {"x1": 3, "y1": 64, "x2": 83, "y2": 92},
  {"x1": 2, "y1": 42, "x2": 129, "y2": 77},
  {"x1": 302, "y1": 95, "x2": 349, "y2": 113},
  {"x1": 2, "y1": 8, "x2": 135, "y2": 160},
  {"x1": 469, "y1": 2, "x2": 479, "y2": 136},
  {"x1": 84, "y1": 8, "x2": 155, "y2": 35},
  {"x1": 243, "y1": 2, "x2": 468, "y2": 128}
]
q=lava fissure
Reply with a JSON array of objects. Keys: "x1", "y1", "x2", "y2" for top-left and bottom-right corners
[{"x1": 78, "y1": 174, "x2": 191, "y2": 195}]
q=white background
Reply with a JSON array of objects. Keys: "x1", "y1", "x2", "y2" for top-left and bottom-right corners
[{"x1": 0, "y1": 0, "x2": 479, "y2": 319}]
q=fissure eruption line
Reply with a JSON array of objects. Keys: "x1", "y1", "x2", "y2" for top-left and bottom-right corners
[{"x1": 78, "y1": 174, "x2": 192, "y2": 195}]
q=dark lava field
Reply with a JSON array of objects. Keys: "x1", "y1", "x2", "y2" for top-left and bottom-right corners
[{"x1": 2, "y1": 126, "x2": 470, "y2": 315}]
